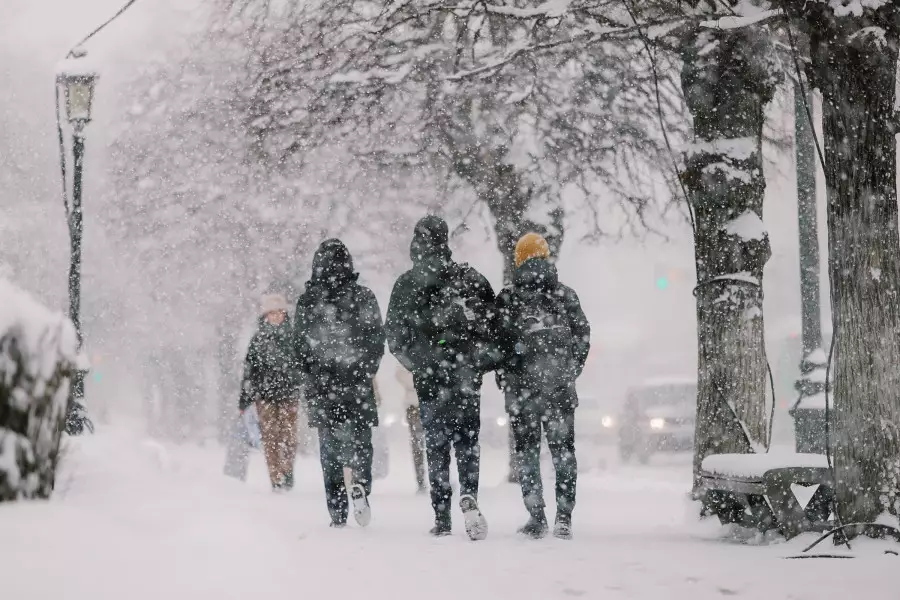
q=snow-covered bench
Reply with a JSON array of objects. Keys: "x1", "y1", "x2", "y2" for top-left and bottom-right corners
[{"x1": 699, "y1": 452, "x2": 834, "y2": 539}]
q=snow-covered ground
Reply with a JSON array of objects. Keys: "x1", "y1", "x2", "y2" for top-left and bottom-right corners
[{"x1": 2, "y1": 428, "x2": 893, "y2": 599}]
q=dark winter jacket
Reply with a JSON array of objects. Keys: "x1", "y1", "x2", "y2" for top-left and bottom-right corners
[
  {"x1": 494, "y1": 258, "x2": 590, "y2": 413},
  {"x1": 293, "y1": 239, "x2": 385, "y2": 429},
  {"x1": 385, "y1": 216, "x2": 497, "y2": 380},
  {"x1": 239, "y1": 317, "x2": 303, "y2": 411}
]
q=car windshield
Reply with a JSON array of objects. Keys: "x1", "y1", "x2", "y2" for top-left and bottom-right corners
[{"x1": 628, "y1": 383, "x2": 695, "y2": 416}]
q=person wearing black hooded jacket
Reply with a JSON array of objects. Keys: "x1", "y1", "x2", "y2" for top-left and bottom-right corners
[
  {"x1": 293, "y1": 239, "x2": 385, "y2": 528},
  {"x1": 385, "y1": 215, "x2": 495, "y2": 540},
  {"x1": 494, "y1": 233, "x2": 590, "y2": 540}
]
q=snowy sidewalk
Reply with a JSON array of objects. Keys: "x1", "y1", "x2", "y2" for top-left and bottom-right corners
[{"x1": 1, "y1": 428, "x2": 894, "y2": 599}]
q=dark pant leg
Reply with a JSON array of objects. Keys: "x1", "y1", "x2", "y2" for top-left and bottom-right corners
[
  {"x1": 318, "y1": 427, "x2": 348, "y2": 524},
  {"x1": 451, "y1": 410, "x2": 481, "y2": 499},
  {"x1": 545, "y1": 408, "x2": 577, "y2": 517},
  {"x1": 423, "y1": 421, "x2": 453, "y2": 520},
  {"x1": 414, "y1": 375, "x2": 455, "y2": 521},
  {"x1": 349, "y1": 425, "x2": 374, "y2": 496},
  {"x1": 511, "y1": 408, "x2": 545, "y2": 514}
]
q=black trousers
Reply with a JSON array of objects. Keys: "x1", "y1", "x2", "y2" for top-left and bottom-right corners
[
  {"x1": 317, "y1": 423, "x2": 373, "y2": 525},
  {"x1": 415, "y1": 370, "x2": 482, "y2": 522},
  {"x1": 510, "y1": 403, "x2": 577, "y2": 517}
]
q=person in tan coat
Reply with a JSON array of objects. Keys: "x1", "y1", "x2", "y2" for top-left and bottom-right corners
[{"x1": 239, "y1": 294, "x2": 303, "y2": 491}]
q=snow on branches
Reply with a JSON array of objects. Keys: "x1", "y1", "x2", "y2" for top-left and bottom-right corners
[{"x1": 0, "y1": 278, "x2": 81, "y2": 501}]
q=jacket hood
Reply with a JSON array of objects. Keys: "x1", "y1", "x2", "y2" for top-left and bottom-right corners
[
  {"x1": 310, "y1": 238, "x2": 358, "y2": 289},
  {"x1": 514, "y1": 258, "x2": 558, "y2": 290},
  {"x1": 410, "y1": 215, "x2": 451, "y2": 264}
]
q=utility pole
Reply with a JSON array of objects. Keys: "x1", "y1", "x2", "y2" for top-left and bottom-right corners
[{"x1": 789, "y1": 82, "x2": 827, "y2": 453}]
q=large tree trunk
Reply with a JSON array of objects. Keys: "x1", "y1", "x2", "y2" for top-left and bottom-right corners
[
  {"x1": 680, "y1": 27, "x2": 777, "y2": 490},
  {"x1": 807, "y1": 7, "x2": 900, "y2": 522}
]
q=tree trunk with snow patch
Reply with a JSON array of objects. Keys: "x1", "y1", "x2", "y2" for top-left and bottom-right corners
[
  {"x1": 452, "y1": 146, "x2": 564, "y2": 284},
  {"x1": 680, "y1": 27, "x2": 777, "y2": 491},
  {"x1": 806, "y1": 7, "x2": 900, "y2": 523}
]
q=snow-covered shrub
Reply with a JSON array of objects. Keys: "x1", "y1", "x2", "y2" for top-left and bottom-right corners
[{"x1": 0, "y1": 278, "x2": 81, "y2": 501}]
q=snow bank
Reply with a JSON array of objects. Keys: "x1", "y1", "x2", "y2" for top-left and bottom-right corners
[
  {"x1": 701, "y1": 452, "x2": 828, "y2": 479},
  {"x1": 0, "y1": 278, "x2": 82, "y2": 500},
  {"x1": 2, "y1": 430, "x2": 893, "y2": 600}
]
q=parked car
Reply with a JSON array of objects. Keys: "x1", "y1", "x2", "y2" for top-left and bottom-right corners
[{"x1": 618, "y1": 378, "x2": 696, "y2": 463}]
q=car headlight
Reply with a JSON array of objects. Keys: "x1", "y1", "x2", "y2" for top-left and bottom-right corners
[
  {"x1": 384, "y1": 413, "x2": 397, "y2": 427},
  {"x1": 496, "y1": 416, "x2": 508, "y2": 427},
  {"x1": 649, "y1": 418, "x2": 665, "y2": 430},
  {"x1": 601, "y1": 416, "x2": 614, "y2": 428}
]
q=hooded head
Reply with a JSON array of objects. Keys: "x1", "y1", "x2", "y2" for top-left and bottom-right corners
[
  {"x1": 410, "y1": 215, "x2": 451, "y2": 264},
  {"x1": 310, "y1": 238, "x2": 356, "y2": 289},
  {"x1": 514, "y1": 232, "x2": 550, "y2": 268},
  {"x1": 260, "y1": 293, "x2": 289, "y2": 317}
]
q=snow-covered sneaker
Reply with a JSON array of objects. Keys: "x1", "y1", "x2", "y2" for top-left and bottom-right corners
[
  {"x1": 518, "y1": 513, "x2": 549, "y2": 539},
  {"x1": 350, "y1": 484, "x2": 371, "y2": 527},
  {"x1": 553, "y1": 514, "x2": 572, "y2": 540},
  {"x1": 329, "y1": 521, "x2": 347, "y2": 529},
  {"x1": 459, "y1": 494, "x2": 488, "y2": 541}
]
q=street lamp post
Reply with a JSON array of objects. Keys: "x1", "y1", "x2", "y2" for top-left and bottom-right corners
[
  {"x1": 56, "y1": 51, "x2": 97, "y2": 435},
  {"x1": 789, "y1": 82, "x2": 827, "y2": 453}
]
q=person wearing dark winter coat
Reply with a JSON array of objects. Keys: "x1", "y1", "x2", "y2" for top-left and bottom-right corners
[
  {"x1": 385, "y1": 215, "x2": 495, "y2": 540},
  {"x1": 239, "y1": 294, "x2": 303, "y2": 491},
  {"x1": 293, "y1": 239, "x2": 385, "y2": 528},
  {"x1": 494, "y1": 233, "x2": 590, "y2": 540}
]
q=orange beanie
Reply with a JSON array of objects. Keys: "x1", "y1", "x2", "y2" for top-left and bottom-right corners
[{"x1": 514, "y1": 232, "x2": 550, "y2": 267}]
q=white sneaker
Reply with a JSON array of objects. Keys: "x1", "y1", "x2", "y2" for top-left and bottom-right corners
[
  {"x1": 350, "y1": 484, "x2": 371, "y2": 527},
  {"x1": 459, "y1": 494, "x2": 488, "y2": 541}
]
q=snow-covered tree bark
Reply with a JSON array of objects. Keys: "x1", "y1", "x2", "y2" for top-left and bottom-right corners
[
  {"x1": 680, "y1": 26, "x2": 777, "y2": 489},
  {"x1": 805, "y1": 5, "x2": 900, "y2": 522}
]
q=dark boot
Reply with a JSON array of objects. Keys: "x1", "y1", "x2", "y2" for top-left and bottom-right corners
[
  {"x1": 282, "y1": 471, "x2": 294, "y2": 491},
  {"x1": 553, "y1": 512, "x2": 572, "y2": 540},
  {"x1": 518, "y1": 510, "x2": 548, "y2": 539},
  {"x1": 430, "y1": 514, "x2": 452, "y2": 537}
]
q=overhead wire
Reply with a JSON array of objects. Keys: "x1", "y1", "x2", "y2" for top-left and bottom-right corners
[{"x1": 66, "y1": 0, "x2": 144, "y2": 58}]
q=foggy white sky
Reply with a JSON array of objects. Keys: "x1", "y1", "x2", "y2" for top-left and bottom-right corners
[{"x1": 1, "y1": 0, "x2": 826, "y2": 437}]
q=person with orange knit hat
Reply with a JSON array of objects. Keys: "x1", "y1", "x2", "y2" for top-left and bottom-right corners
[
  {"x1": 494, "y1": 232, "x2": 590, "y2": 540},
  {"x1": 514, "y1": 232, "x2": 551, "y2": 268}
]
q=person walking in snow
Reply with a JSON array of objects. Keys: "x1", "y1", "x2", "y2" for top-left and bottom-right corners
[
  {"x1": 396, "y1": 364, "x2": 427, "y2": 493},
  {"x1": 494, "y1": 233, "x2": 590, "y2": 540},
  {"x1": 238, "y1": 294, "x2": 303, "y2": 491},
  {"x1": 385, "y1": 215, "x2": 496, "y2": 539},
  {"x1": 293, "y1": 239, "x2": 385, "y2": 528}
]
